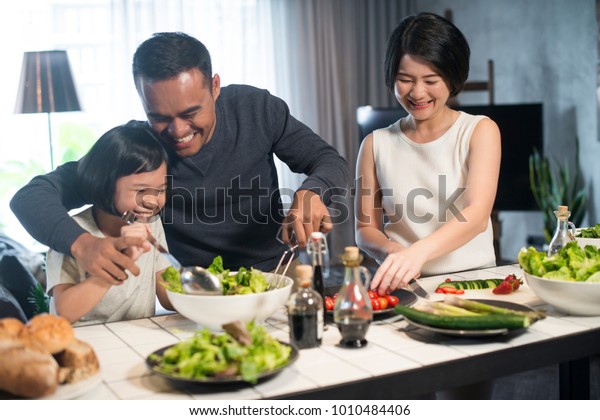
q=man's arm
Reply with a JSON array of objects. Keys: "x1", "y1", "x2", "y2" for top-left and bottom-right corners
[
  {"x1": 268, "y1": 95, "x2": 351, "y2": 245},
  {"x1": 272, "y1": 112, "x2": 350, "y2": 205},
  {"x1": 10, "y1": 161, "x2": 144, "y2": 280},
  {"x1": 10, "y1": 161, "x2": 88, "y2": 255}
]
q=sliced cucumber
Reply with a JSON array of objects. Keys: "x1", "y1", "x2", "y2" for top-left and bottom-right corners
[
  {"x1": 436, "y1": 278, "x2": 504, "y2": 290},
  {"x1": 394, "y1": 305, "x2": 530, "y2": 330}
]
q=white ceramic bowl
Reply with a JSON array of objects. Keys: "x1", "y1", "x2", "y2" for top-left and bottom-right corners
[
  {"x1": 575, "y1": 237, "x2": 600, "y2": 249},
  {"x1": 166, "y1": 273, "x2": 293, "y2": 330},
  {"x1": 574, "y1": 228, "x2": 600, "y2": 249},
  {"x1": 524, "y1": 272, "x2": 600, "y2": 316}
]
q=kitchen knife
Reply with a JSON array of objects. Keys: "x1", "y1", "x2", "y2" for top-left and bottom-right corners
[{"x1": 408, "y1": 279, "x2": 430, "y2": 299}]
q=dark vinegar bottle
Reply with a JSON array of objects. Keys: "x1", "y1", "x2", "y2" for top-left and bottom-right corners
[
  {"x1": 308, "y1": 232, "x2": 329, "y2": 301},
  {"x1": 287, "y1": 265, "x2": 323, "y2": 349}
]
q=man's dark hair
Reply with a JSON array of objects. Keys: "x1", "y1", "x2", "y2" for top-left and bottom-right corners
[
  {"x1": 78, "y1": 120, "x2": 169, "y2": 216},
  {"x1": 132, "y1": 32, "x2": 213, "y2": 87},
  {"x1": 384, "y1": 12, "x2": 470, "y2": 97}
]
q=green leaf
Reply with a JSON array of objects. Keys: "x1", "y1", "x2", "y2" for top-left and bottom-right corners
[{"x1": 27, "y1": 283, "x2": 49, "y2": 315}]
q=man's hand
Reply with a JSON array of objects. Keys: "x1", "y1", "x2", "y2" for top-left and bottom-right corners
[
  {"x1": 282, "y1": 190, "x2": 332, "y2": 247},
  {"x1": 70, "y1": 233, "x2": 149, "y2": 285}
]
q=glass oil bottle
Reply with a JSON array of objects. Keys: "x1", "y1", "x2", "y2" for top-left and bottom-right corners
[
  {"x1": 547, "y1": 205, "x2": 576, "y2": 257},
  {"x1": 333, "y1": 246, "x2": 373, "y2": 348}
]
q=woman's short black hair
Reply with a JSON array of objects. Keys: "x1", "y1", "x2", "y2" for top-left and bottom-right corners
[
  {"x1": 132, "y1": 32, "x2": 212, "y2": 88},
  {"x1": 384, "y1": 12, "x2": 471, "y2": 97},
  {"x1": 77, "y1": 120, "x2": 169, "y2": 216}
]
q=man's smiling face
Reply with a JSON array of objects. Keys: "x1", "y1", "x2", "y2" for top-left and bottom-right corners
[{"x1": 137, "y1": 68, "x2": 221, "y2": 157}]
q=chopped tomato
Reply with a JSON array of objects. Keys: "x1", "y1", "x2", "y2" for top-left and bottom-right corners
[{"x1": 435, "y1": 286, "x2": 465, "y2": 295}]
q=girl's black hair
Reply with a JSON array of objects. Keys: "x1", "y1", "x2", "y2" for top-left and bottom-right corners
[
  {"x1": 77, "y1": 120, "x2": 169, "y2": 216},
  {"x1": 384, "y1": 12, "x2": 470, "y2": 97}
]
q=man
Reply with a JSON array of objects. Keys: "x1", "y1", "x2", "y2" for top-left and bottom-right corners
[{"x1": 10, "y1": 32, "x2": 349, "y2": 284}]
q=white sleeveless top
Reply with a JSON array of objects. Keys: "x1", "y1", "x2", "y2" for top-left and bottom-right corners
[{"x1": 372, "y1": 111, "x2": 496, "y2": 275}]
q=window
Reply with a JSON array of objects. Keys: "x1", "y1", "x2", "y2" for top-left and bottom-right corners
[{"x1": 1, "y1": 0, "x2": 279, "y2": 248}]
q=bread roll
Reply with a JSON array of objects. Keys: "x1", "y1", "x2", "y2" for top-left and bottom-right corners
[
  {"x1": 25, "y1": 313, "x2": 74, "y2": 354},
  {"x1": 0, "y1": 339, "x2": 59, "y2": 398},
  {"x1": 0, "y1": 317, "x2": 25, "y2": 339},
  {"x1": 55, "y1": 339, "x2": 100, "y2": 384}
]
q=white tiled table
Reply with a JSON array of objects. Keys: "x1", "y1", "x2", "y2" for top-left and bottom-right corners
[{"x1": 71, "y1": 265, "x2": 600, "y2": 400}]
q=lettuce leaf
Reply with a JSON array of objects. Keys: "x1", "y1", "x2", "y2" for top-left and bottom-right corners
[
  {"x1": 161, "y1": 256, "x2": 268, "y2": 295},
  {"x1": 518, "y1": 241, "x2": 600, "y2": 282},
  {"x1": 149, "y1": 322, "x2": 291, "y2": 383}
]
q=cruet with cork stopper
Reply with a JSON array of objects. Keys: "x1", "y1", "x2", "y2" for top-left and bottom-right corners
[
  {"x1": 547, "y1": 205, "x2": 576, "y2": 257},
  {"x1": 333, "y1": 246, "x2": 373, "y2": 348}
]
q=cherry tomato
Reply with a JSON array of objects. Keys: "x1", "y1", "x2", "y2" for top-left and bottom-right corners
[
  {"x1": 370, "y1": 298, "x2": 381, "y2": 311},
  {"x1": 385, "y1": 295, "x2": 399, "y2": 307},
  {"x1": 368, "y1": 290, "x2": 378, "y2": 299},
  {"x1": 324, "y1": 297, "x2": 334, "y2": 311},
  {"x1": 377, "y1": 297, "x2": 389, "y2": 310}
]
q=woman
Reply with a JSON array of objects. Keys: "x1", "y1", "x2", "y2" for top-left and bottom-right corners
[
  {"x1": 356, "y1": 12, "x2": 501, "y2": 296},
  {"x1": 45, "y1": 121, "x2": 174, "y2": 325}
]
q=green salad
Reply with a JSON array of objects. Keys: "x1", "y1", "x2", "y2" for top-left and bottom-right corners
[
  {"x1": 148, "y1": 322, "x2": 291, "y2": 383},
  {"x1": 576, "y1": 224, "x2": 600, "y2": 238},
  {"x1": 518, "y1": 241, "x2": 600, "y2": 282},
  {"x1": 161, "y1": 256, "x2": 269, "y2": 295}
]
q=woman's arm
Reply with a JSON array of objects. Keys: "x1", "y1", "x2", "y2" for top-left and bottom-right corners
[
  {"x1": 371, "y1": 118, "x2": 501, "y2": 293},
  {"x1": 354, "y1": 134, "x2": 406, "y2": 262}
]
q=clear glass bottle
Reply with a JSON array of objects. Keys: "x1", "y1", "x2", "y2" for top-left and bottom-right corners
[
  {"x1": 287, "y1": 265, "x2": 323, "y2": 349},
  {"x1": 333, "y1": 246, "x2": 373, "y2": 348},
  {"x1": 547, "y1": 205, "x2": 576, "y2": 257}
]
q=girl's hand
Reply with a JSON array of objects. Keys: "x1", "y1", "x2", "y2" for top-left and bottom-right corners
[
  {"x1": 370, "y1": 247, "x2": 424, "y2": 295},
  {"x1": 120, "y1": 223, "x2": 151, "y2": 261}
]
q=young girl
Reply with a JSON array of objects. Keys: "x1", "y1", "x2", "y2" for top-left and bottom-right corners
[
  {"x1": 356, "y1": 12, "x2": 501, "y2": 295},
  {"x1": 45, "y1": 120, "x2": 174, "y2": 325}
]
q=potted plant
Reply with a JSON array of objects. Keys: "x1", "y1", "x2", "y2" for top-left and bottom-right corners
[{"x1": 528, "y1": 140, "x2": 586, "y2": 243}]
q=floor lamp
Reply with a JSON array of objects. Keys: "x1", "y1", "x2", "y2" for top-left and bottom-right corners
[{"x1": 14, "y1": 50, "x2": 81, "y2": 170}]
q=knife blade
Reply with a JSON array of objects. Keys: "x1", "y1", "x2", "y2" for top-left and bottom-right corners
[{"x1": 408, "y1": 279, "x2": 430, "y2": 299}]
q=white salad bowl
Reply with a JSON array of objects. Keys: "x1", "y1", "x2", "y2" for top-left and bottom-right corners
[
  {"x1": 524, "y1": 272, "x2": 600, "y2": 316},
  {"x1": 166, "y1": 273, "x2": 293, "y2": 330},
  {"x1": 574, "y1": 228, "x2": 600, "y2": 249}
]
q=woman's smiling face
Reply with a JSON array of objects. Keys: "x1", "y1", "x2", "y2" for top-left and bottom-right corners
[{"x1": 394, "y1": 54, "x2": 451, "y2": 120}]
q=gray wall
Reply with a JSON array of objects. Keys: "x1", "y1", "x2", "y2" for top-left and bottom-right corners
[{"x1": 415, "y1": 0, "x2": 598, "y2": 260}]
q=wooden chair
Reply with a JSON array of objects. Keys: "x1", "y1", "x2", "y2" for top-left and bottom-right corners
[{"x1": 444, "y1": 9, "x2": 495, "y2": 107}]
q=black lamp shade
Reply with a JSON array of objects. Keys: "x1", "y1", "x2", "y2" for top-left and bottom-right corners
[{"x1": 14, "y1": 50, "x2": 81, "y2": 114}]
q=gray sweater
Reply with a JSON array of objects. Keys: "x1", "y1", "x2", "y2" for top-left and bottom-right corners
[{"x1": 10, "y1": 84, "x2": 350, "y2": 271}]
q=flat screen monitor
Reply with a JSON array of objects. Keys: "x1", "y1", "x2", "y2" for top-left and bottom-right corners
[{"x1": 356, "y1": 103, "x2": 544, "y2": 211}]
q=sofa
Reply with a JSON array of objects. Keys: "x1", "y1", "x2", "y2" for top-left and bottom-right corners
[{"x1": 0, "y1": 234, "x2": 46, "y2": 322}]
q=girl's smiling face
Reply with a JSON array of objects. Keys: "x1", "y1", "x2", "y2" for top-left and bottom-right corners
[
  {"x1": 114, "y1": 162, "x2": 168, "y2": 222},
  {"x1": 394, "y1": 54, "x2": 451, "y2": 120}
]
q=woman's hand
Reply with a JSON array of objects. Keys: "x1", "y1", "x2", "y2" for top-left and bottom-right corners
[
  {"x1": 120, "y1": 223, "x2": 151, "y2": 261},
  {"x1": 370, "y1": 245, "x2": 425, "y2": 295}
]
